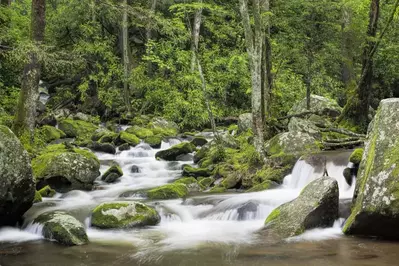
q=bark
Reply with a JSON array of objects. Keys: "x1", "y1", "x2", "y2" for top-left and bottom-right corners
[
  {"x1": 239, "y1": 0, "x2": 265, "y2": 156},
  {"x1": 13, "y1": 0, "x2": 45, "y2": 138},
  {"x1": 146, "y1": 0, "x2": 157, "y2": 76},
  {"x1": 263, "y1": 0, "x2": 272, "y2": 117},
  {"x1": 191, "y1": 1, "x2": 203, "y2": 72},
  {"x1": 122, "y1": 0, "x2": 131, "y2": 115},
  {"x1": 340, "y1": 7, "x2": 354, "y2": 88}
]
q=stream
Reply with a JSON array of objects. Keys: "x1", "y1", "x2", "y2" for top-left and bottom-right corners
[{"x1": 1, "y1": 140, "x2": 399, "y2": 265}]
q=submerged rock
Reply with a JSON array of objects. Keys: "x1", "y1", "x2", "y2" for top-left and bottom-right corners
[
  {"x1": 0, "y1": 126, "x2": 35, "y2": 226},
  {"x1": 32, "y1": 144, "x2": 100, "y2": 192},
  {"x1": 102, "y1": 164, "x2": 123, "y2": 183},
  {"x1": 155, "y1": 142, "x2": 196, "y2": 161},
  {"x1": 130, "y1": 165, "x2": 140, "y2": 173},
  {"x1": 34, "y1": 211, "x2": 88, "y2": 246},
  {"x1": 91, "y1": 202, "x2": 160, "y2": 229},
  {"x1": 147, "y1": 183, "x2": 189, "y2": 199},
  {"x1": 118, "y1": 143, "x2": 131, "y2": 151},
  {"x1": 264, "y1": 176, "x2": 338, "y2": 238},
  {"x1": 343, "y1": 99, "x2": 399, "y2": 239}
]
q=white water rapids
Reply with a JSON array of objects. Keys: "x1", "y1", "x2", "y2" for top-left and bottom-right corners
[{"x1": 0, "y1": 140, "x2": 356, "y2": 252}]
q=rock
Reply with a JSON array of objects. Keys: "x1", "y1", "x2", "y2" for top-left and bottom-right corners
[
  {"x1": 39, "y1": 125, "x2": 66, "y2": 143},
  {"x1": 34, "y1": 191, "x2": 42, "y2": 203},
  {"x1": 101, "y1": 164, "x2": 123, "y2": 183},
  {"x1": 155, "y1": 142, "x2": 196, "y2": 161},
  {"x1": 238, "y1": 113, "x2": 252, "y2": 133},
  {"x1": 264, "y1": 176, "x2": 339, "y2": 238},
  {"x1": 87, "y1": 141, "x2": 116, "y2": 154},
  {"x1": 34, "y1": 211, "x2": 88, "y2": 246},
  {"x1": 198, "y1": 177, "x2": 215, "y2": 189},
  {"x1": 150, "y1": 117, "x2": 179, "y2": 136},
  {"x1": 289, "y1": 95, "x2": 342, "y2": 118},
  {"x1": 73, "y1": 112, "x2": 91, "y2": 122},
  {"x1": 32, "y1": 144, "x2": 100, "y2": 192},
  {"x1": 174, "y1": 177, "x2": 201, "y2": 192},
  {"x1": 246, "y1": 180, "x2": 278, "y2": 192},
  {"x1": 38, "y1": 185, "x2": 56, "y2": 198},
  {"x1": 145, "y1": 135, "x2": 162, "y2": 149},
  {"x1": 182, "y1": 165, "x2": 211, "y2": 178},
  {"x1": 287, "y1": 117, "x2": 321, "y2": 137},
  {"x1": 91, "y1": 202, "x2": 160, "y2": 229},
  {"x1": 58, "y1": 119, "x2": 98, "y2": 140},
  {"x1": 349, "y1": 148, "x2": 364, "y2": 165},
  {"x1": 114, "y1": 132, "x2": 140, "y2": 147},
  {"x1": 147, "y1": 183, "x2": 189, "y2": 199},
  {"x1": 38, "y1": 113, "x2": 57, "y2": 127},
  {"x1": 118, "y1": 143, "x2": 130, "y2": 151},
  {"x1": 343, "y1": 99, "x2": 399, "y2": 239},
  {"x1": 130, "y1": 165, "x2": 140, "y2": 173},
  {"x1": 190, "y1": 136, "x2": 208, "y2": 147},
  {"x1": 126, "y1": 126, "x2": 154, "y2": 139},
  {"x1": 0, "y1": 126, "x2": 35, "y2": 226},
  {"x1": 343, "y1": 167, "x2": 354, "y2": 186},
  {"x1": 53, "y1": 108, "x2": 71, "y2": 121},
  {"x1": 264, "y1": 131, "x2": 321, "y2": 158},
  {"x1": 237, "y1": 201, "x2": 258, "y2": 221},
  {"x1": 339, "y1": 199, "x2": 352, "y2": 219},
  {"x1": 91, "y1": 129, "x2": 117, "y2": 143}
]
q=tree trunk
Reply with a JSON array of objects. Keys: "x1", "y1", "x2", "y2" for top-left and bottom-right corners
[
  {"x1": 191, "y1": 0, "x2": 203, "y2": 72},
  {"x1": 263, "y1": 0, "x2": 272, "y2": 118},
  {"x1": 13, "y1": 0, "x2": 45, "y2": 138},
  {"x1": 122, "y1": 0, "x2": 131, "y2": 115},
  {"x1": 146, "y1": 0, "x2": 157, "y2": 76},
  {"x1": 239, "y1": 0, "x2": 265, "y2": 156}
]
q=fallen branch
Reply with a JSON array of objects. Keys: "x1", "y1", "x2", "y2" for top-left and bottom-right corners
[
  {"x1": 323, "y1": 137, "x2": 362, "y2": 143},
  {"x1": 319, "y1": 127, "x2": 366, "y2": 138}
]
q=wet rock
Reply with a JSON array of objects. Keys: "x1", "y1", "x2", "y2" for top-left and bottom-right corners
[
  {"x1": 246, "y1": 180, "x2": 278, "y2": 192},
  {"x1": 264, "y1": 176, "x2": 339, "y2": 238},
  {"x1": 339, "y1": 199, "x2": 352, "y2": 219},
  {"x1": 237, "y1": 201, "x2": 258, "y2": 221},
  {"x1": 349, "y1": 148, "x2": 364, "y2": 165},
  {"x1": 182, "y1": 165, "x2": 211, "y2": 178},
  {"x1": 343, "y1": 99, "x2": 399, "y2": 239},
  {"x1": 87, "y1": 141, "x2": 116, "y2": 154},
  {"x1": 174, "y1": 177, "x2": 201, "y2": 192},
  {"x1": 32, "y1": 144, "x2": 100, "y2": 192},
  {"x1": 118, "y1": 143, "x2": 130, "y2": 151},
  {"x1": 198, "y1": 177, "x2": 215, "y2": 190},
  {"x1": 91, "y1": 202, "x2": 160, "y2": 229},
  {"x1": 38, "y1": 185, "x2": 56, "y2": 198},
  {"x1": 190, "y1": 136, "x2": 208, "y2": 147},
  {"x1": 145, "y1": 135, "x2": 162, "y2": 149},
  {"x1": 102, "y1": 164, "x2": 123, "y2": 183},
  {"x1": 0, "y1": 126, "x2": 35, "y2": 226},
  {"x1": 147, "y1": 183, "x2": 189, "y2": 199},
  {"x1": 114, "y1": 132, "x2": 140, "y2": 147},
  {"x1": 238, "y1": 113, "x2": 252, "y2": 133},
  {"x1": 130, "y1": 165, "x2": 140, "y2": 173},
  {"x1": 91, "y1": 129, "x2": 117, "y2": 143},
  {"x1": 155, "y1": 142, "x2": 196, "y2": 161},
  {"x1": 38, "y1": 113, "x2": 57, "y2": 127},
  {"x1": 34, "y1": 211, "x2": 88, "y2": 246},
  {"x1": 343, "y1": 167, "x2": 354, "y2": 186}
]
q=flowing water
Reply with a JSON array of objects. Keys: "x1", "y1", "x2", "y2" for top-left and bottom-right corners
[{"x1": 1, "y1": 142, "x2": 399, "y2": 265}]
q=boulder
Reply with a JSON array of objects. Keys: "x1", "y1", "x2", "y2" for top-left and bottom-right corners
[
  {"x1": 174, "y1": 177, "x2": 201, "y2": 192},
  {"x1": 190, "y1": 136, "x2": 208, "y2": 147},
  {"x1": 58, "y1": 119, "x2": 98, "y2": 140},
  {"x1": 149, "y1": 117, "x2": 179, "y2": 137},
  {"x1": 87, "y1": 141, "x2": 116, "y2": 154},
  {"x1": 32, "y1": 144, "x2": 100, "y2": 192},
  {"x1": 198, "y1": 177, "x2": 215, "y2": 189},
  {"x1": 155, "y1": 142, "x2": 196, "y2": 161},
  {"x1": 38, "y1": 185, "x2": 56, "y2": 198},
  {"x1": 91, "y1": 202, "x2": 160, "y2": 229},
  {"x1": 114, "y1": 132, "x2": 140, "y2": 147},
  {"x1": 91, "y1": 129, "x2": 118, "y2": 143},
  {"x1": 264, "y1": 131, "x2": 320, "y2": 158},
  {"x1": 34, "y1": 211, "x2": 88, "y2": 246},
  {"x1": 145, "y1": 135, "x2": 162, "y2": 149},
  {"x1": 147, "y1": 183, "x2": 189, "y2": 199},
  {"x1": 182, "y1": 165, "x2": 211, "y2": 178},
  {"x1": 0, "y1": 126, "x2": 35, "y2": 226},
  {"x1": 126, "y1": 126, "x2": 154, "y2": 139},
  {"x1": 238, "y1": 113, "x2": 252, "y2": 133},
  {"x1": 101, "y1": 164, "x2": 123, "y2": 183},
  {"x1": 343, "y1": 99, "x2": 399, "y2": 239},
  {"x1": 118, "y1": 143, "x2": 130, "y2": 151},
  {"x1": 264, "y1": 176, "x2": 339, "y2": 238},
  {"x1": 289, "y1": 95, "x2": 342, "y2": 118},
  {"x1": 349, "y1": 148, "x2": 364, "y2": 165},
  {"x1": 39, "y1": 125, "x2": 66, "y2": 143},
  {"x1": 130, "y1": 165, "x2": 140, "y2": 173}
]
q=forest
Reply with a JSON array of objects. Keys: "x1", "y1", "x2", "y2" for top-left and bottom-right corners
[{"x1": 1, "y1": 0, "x2": 399, "y2": 265}]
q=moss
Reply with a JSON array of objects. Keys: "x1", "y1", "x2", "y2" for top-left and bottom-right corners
[
  {"x1": 38, "y1": 185, "x2": 56, "y2": 198},
  {"x1": 126, "y1": 126, "x2": 154, "y2": 139},
  {"x1": 145, "y1": 135, "x2": 162, "y2": 148},
  {"x1": 58, "y1": 119, "x2": 98, "y2": 140},
  {"x1": 228, "y1": 124, "x2": 238, "y2": 134},
  {"x1": 265, "y1": 209, "x2": 280, "y2": 224},
  {"x1": 190, "y1": 136, "x2": 208, "y2": 147},
  {"x1": 199, "y1": 158, "x2": 213, "y2": 168},
  {"x1": 40, "y1": 125, "x2": 66, "y2": 143},
  {"x1": 155, "y1": 142, "x2": 196, "y2": 161},
  {"x1": 98, "y1": 132, "x2": 118, "y2": 143},
  {"x1": 198, "y1": 177, "x2": 215, "y2": 189},
  {"x1": 349, "y1": 148, "x2": 364, "y2": 165},
  {"x1": 151, "y1": 126, "x2": 178, "y2": 137},
  {"x1": 147, "y1": 183, "x2": 189, "y2": 199},
  {"x1": 246, "y1": 180, "x2": 275, "y2": 193},
  {"x1": 34, "y1": 191, "x2": 42, "y2": 203},
  {"x1": 103, "y1": 164, "x2": 123, "y2": 178},
  {"x1": 209, "y1": 186, "x2": 227, "y2": 193},
  {"x1": 174, "y1": 177, "x2": 198, "y2": 185},
  {"x1": 118, "y1": 132, "x2": 140, "y2": 146},
  {"x1": 182, "y1": 165, "x2": 211, "y2": 178},
  {"x1": 91, "y1": 202, "x2": 160, "y2": 229}
]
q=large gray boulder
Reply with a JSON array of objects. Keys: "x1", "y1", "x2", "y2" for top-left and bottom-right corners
[
  {"x1": 34, "y1": 211, "x2": 88, "y2": 246},
  {"x1": 264, "y1": 176, "x2": 339, "y2": 238},
  {"x1": 343, "y1": 98, "x2": 399, "y2": 239},
  {"x1": 32, "y1": 144, "x2": 100, "y2": 192},
  {"x1": 238, "y1": 113, "x2": 252, "y2": 133},
  {"x1": 0, "y1": 126, "x2": 35, "y2": 226}
]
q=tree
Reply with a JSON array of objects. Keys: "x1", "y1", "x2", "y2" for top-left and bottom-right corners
[
  {"x1": 239, "y1": 0, "x2": 265, "y2": 155},
  {"x1": 122, "y1": 0, "x2": 131, "y2": 115},
  {"x1": 13, "y1": 0, "x2": 45, "y2": 138},
  {"x1": 191, "y1": 0, "x2": 202, "y2": 72}
]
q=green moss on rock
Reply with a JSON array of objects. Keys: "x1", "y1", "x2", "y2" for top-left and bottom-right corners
[
  {"x1": 116, "y1": 132, "x2": 140, "y2": 146},
  {"x1": 38, "y1": 185, "x2": 56, "y2": 198},
  {"x1": 40, "y1": 125, "x2": 66, "y2": 143},
  {"x1": 155, "y1": 142, "x2": 196, "y2": 161},
  {"x1": 101, "y1": 164, "x2": 123, "y2": 183},
  {"x1": 145, "y1": 135, "x2": 162, "y2": 149},
  {"x1": 174, "y1": 177, "x2": 198, "y2": 185},
  {"x1": 198, "y1": 177, "x2": 215, "y2": 189},
  {"x1": 58, "y1": 119, "x2": 98, "y2": 140},
  {"x1": 349, "y1": 148, "x2": 364, "y2": 165},
  {"x1": 246, "y1": 180, "x2": 276, "y2": 193},
  {"x1": 34, "y1": 191, "x2": 42, "y2": 203},
  {"x1": 190, "y1": 136, "x2": 208, "y2": 147},
  {"x1": 126, "y1": 126, "x2": 154, "y2": 139},
  {"x1": 182, "y1": 165, "x2": 211, "y2": 178},
  {"x1": 147, "y1": 183, "x2": 189, "y2": 199}
]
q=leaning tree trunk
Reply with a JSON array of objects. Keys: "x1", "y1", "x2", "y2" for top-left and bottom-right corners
[
  {"x1": 122, "y1": 0, "x2": 131, "y2": 115},
  {"x1": 239, "y1": 0, "x2": 265, "y2": 156},
  {"x1": 191, "y1": 0, "x2": 203, "y2": 72},
  {"x1": 13, "y1": 0, "x2": 45, "y2": 139}
]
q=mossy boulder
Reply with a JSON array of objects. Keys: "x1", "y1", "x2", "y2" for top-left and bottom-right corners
[
  {"x1": 182, "y1": 165, "x2": 211, "y2": 178},
  {"x1": 0, "y1": 126, "x2": 35, "y2": 226},
  {"x1": 87, "y1": 141, "x2": 116, "y2": 154},
  {"x1": 147, "y1": 183, "x2": 189, "y2": 199},
  {"x1": 91, "y1": 129, "x2": 118, "y2": 143},
  {"x1": 238, "y1": 113, "x2": 252, "y2": 133},
  {"x1": 264, "y1": 176, "x2": 338, "y2": 239},
  {"x1": 115, "y1": 131, "x2": 140, "y2": 147},
  {"x1": 40, "y1": 125, "x2": 66, "y2": 143},
  {"x1": 34, "y1": 211, "x2": 88, "y2": 246},
  {"x1": 343, "y1": 99, "x2": 399, "y2": 239},
  {"x1": 246, "y1": 180, "x2": 277, "y2": 192},
  {"x1": 58, "y1": 119, "x2": 98, "y2": 140},
  {"x1": 198, "y1": 177, "x2": 215, "y2": 189},
  {"x1": 149, "y1": 117, "x2": 179, "y2": 137},
  {"x1": 145, "y1": 135, "x2": 162, "y2": 149},
  {"x1": 289, "y1": 95, "x2": 342, "y2": 118},
  {"x1": 264, "y1": 131, "x2": 321, "y2": 158},
  {"x1": 91, "y1": 202, "x2": 160, "y2": 229},
  {"x1": 38, "y1": 185, "x2": 56, "y2": 198},
  {"x1": 174, "y1": 177, "x2": 201, "y2": 192},
  {"x1": 155, "y1": 142, "x2": 196, "y2": 161},
  {"x1": 190, "y1": 136, "x2": 208, "y2": 147},
  {"x1": 101, "y1": 164, "x2": 123, "y2": 183},
  {"x1": 349, "y1": 148, "x2": 364, "y2": 165},
  {"x1": 126, "y1": 126, "x2": 154, "y2": 139},
  {"x1": 118, "y1": 143, "x2": 130, "y2": 151},
  {"x1": 209, "y1": 185, "x2": 227, "y2": 193},
  {"x1": 34, "y1": 191, "x2": 42, "y2": 203},
  {"x1": 32, "y1": 144, "x2": 100, "y2": 192}
]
